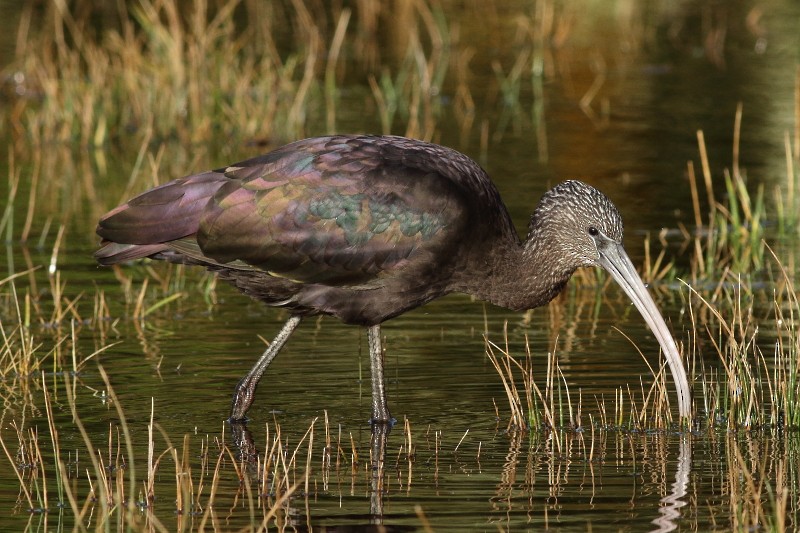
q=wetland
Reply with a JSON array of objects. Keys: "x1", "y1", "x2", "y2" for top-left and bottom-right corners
[{"x1": 1, "y1": 0, "x2": 800, "y2": 531}]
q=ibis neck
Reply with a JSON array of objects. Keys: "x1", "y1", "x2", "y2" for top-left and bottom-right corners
[{"x1": 455, "y1": 233, "x2": 576, "y2": 312}]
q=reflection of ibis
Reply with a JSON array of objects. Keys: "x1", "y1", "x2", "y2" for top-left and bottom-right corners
[{"x1": 96, "y1": 135, "x2": 691, "y2": 423}]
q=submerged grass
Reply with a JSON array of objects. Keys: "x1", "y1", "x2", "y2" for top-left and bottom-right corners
[
  {"x1": 4, "y1": 349, "x2": 798, "y2": 530},
  {"x1": 0, "y1": 366, "x2": 316, "y2": 530},
  {"x1": 487, "y1": 316, "x2": 680, "y2": 432}
]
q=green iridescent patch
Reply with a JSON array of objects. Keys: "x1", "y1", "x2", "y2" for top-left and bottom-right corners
[{"x1": 307, "y1": 191, "x2": 444, "y2": 246}]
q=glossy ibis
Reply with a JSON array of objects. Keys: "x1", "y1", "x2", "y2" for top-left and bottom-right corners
[{"x1": 95, "y1": 135, "x2": 691, "y2": 424}]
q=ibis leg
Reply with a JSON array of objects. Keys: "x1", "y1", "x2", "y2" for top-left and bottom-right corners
[
  {"x1": 369, "y1": 421, "x2": 389, "y2": 522},
  {"x1": 230, "y1": 315, "x2": 302, "y2": 422},
  {"x1": 368, "y1": 325, "x2": 393, "y2": 424}
]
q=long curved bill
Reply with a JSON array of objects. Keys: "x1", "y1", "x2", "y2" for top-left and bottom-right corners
[{"x1": 597, "y1": 240, "x2": 691, "y2": 422}]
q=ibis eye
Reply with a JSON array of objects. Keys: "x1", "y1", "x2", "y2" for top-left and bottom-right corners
[{"x1": 587, "y1": 226, "x2": 599, "y2": 236}]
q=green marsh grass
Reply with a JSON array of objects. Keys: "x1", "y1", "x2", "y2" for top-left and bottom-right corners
[
  {"x1": 685, "y1": 246, "x2": 800, "y2": 429},
  {"x1": 678, "y1": 102, "x2": 800, "y2": 428}
]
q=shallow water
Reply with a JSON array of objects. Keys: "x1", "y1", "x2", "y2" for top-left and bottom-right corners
[{"x1": 2, "y1": 0, "x2": 800, "y2": 530}]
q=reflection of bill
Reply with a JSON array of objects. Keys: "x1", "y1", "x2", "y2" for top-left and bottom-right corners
[{"x1": 651, "y1": 436, "x2": 691, "y2": 533}]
